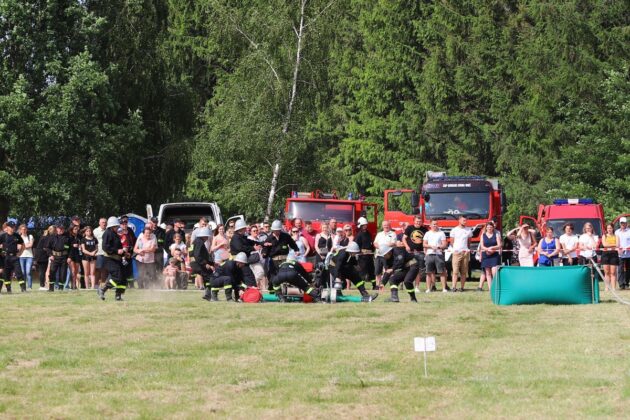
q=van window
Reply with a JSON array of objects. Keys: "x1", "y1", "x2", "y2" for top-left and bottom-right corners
[{"x1": 161, "y1": 205, "x2": 216, "y2": 230}]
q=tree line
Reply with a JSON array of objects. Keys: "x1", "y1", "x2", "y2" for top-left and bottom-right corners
[{"x1": 1, "y1": 0, "x2": 628, "y2": 225}]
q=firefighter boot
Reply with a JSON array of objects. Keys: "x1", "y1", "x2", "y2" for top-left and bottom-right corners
[
  {"x1": 307, "y1": 287, "x2": 321, "y2": 303},
  {"x1": 49, "y1": 282, "x2": 55, "y2": 292},
  {"x1": 233, "y1": 289, "x2": 241, "y2": 302},
  {"x1": 408, "y1": 290, "x2": 418, "y2": 303},
  {"x1": 358, "y1": 285, "x2": 378, "y2": 302},
  {"x1": 371, "y1": 280, "x2": 379, "y2": 290},
  {"x1": 5, "y1": 283, "x2": 12, "y2": 294},
  {"x1": 20, "y1": 282, "x2": 26, "y2": 292},
  {"x1": 210, "y1": 290, "x2": 219, "y2": 302},
  {"x1": 202, "y1": 288, "x2": 212, "y2": 301},
  {"x1": 225, "y1": 288, "x2": 234, "y2": 301},
  {"x1": 115, "y1": 291, "x2": 123, "y2": 301},
  {"x1": 386, "y1": 287, "x2": 400, "y2": 303}
]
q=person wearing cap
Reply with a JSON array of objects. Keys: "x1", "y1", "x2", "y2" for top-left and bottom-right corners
[
  {"x1": 164, "y1": 219, "x2": 185, "y2": 252},
  {"x1": 147, "y1": 217, "x2": 167, "y2": 270},
  {"x1": 354, "y1": 217, "x2": 376, "y2": 290},
  {"x1": 616, "y1": 217, "x2": 630, "y2": 289},
  {"x1": 45, "y1": 223, "x2": 72, "y2": 292},
  {"x1": 229, "y1": 219, "x2": 261, "y2": 257},
  {"x1": 329, "y1": 241, "x2": 378, "y2": 302},
  {"x1": 272, "y1": 256, "x2": 321, "y2": 302},
  {"x1": 0, "y1": 221, "x2": 26, "y2": 293},
  {"x1": 380, "y1": 241, "x2": 419, "y2": 303},
  {"x1": 210, "y1": 252, "x2": 255, "y2": 302},
  {"x1": 189, "y1": 227, "x2": 216, "y2": 300},
  {"x1": 97, "y1": 217, "x2": 127, "y2": 301},
  {"x1": 262, "y1": 220, "x2": 299, "y2": 289}
]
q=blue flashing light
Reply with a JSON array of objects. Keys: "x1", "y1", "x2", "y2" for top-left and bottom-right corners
[{"x1": 553, "y1": 198, "x2": 595, "y2": 205}]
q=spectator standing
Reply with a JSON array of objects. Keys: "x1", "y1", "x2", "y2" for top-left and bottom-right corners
[
  {"x1": 314, "y1": 223, "x2": 332, "y2": 263},
  {"x1": 35, "y1": 226, "x2": 54, "y2": 290},
  {"x1": 118, "y1": 216, "x2": 137, "y2": 288},
  {"x1": 93, "y1": 218, "x2": 108, "y2": 287},
  {"x1": 248, "y1": 225, "x2": 267, "y2": 289},
  {"x1": 480, "y1": 221, "x2": 502, "y2": 290},
  {"x1": 616, "y1": 217, "x2": 630, "y2": 289},
  {"x1": 450, "y1": 215, "x2": 473, "y2": 291},
  {"x1": 288, "y1": 227, "x2": 309, "y2": 263},
  {"x1": 601, "y1": 223, "x2": 618, "y2": 291},
  {"x1": 134, "y1": 226, "x2": 157, "y2": 289},
  {"x1": 67, "y1": 225, "x2": 82, "y2": 290},
  {"x1": 537, "y1": 227, "x2": 560, "y2": 267},
  {"x1": 169, "y1": 233, "x2": 187, "y2": 258},
  {"x1": 512, "y1": 225, "x2": 536, "y2": 267},
  {"x1": 578, "y1": 222, "x2": 598, "y2": 266},
  {"x1": 18, "y1": 224, "x2": 34, "y2": 289},
  {"x1": 301, "y1": 221, "x2": 317, "y2": 264},
  {"x1": 559, "y1": 223, "x2": 579, "y2": 266},
  {"x1": 211, "y1": 224, "x2": 230, "y2": 263},
  {"x1": 147, "y1": 217, "x2": 167, "y2": 269},
  {"x1": 80, "y1": 226, "x2": 99, "y2": 289},
  {"x1": 403, "y1": 215, "x2": 426, "y2": 292},
  {"x1": 373, "y1": 221, "x2": 397, "y2": 289},
  {"x1": 344, "y1": 224, "x2": 354, "y2": 242},
  {"x1": 423, "y1": 219, "x2": 448, "y2": 293}
]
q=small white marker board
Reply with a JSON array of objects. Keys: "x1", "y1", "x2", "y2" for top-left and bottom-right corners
[
  {"x1": 414, "y1": 337, "x2": 436, "y2": 352},
  {"x1": 414, "y1": 337, "x2": 436, "y2": 377}
]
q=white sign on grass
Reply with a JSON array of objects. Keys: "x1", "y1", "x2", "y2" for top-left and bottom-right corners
[{"x1": 414, "y1": 336, "x2": 436, "y2": 352}]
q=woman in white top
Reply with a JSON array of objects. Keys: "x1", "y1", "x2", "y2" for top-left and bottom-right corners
[
  {"x1": 559, "y1": 223, "x2": 579, "y2": 266},
  {"x1": 134, "y1": 226, "x2": 157, "y2": 288},
  {"x1": 288, "y1": 228, "x2": 309, "y2": 263},
  {"x1": 18, "y1": 224, "x2": 34, "y2": 289},
  {"x1": 507, "y1": 225, "x2": 536, "y2": 267},
  {"x1": 169, "y1": 233, "x2": 187, "y2": 258},
  {"x1": 578, "y1": 222, "x2": 598, "y2": 266}
]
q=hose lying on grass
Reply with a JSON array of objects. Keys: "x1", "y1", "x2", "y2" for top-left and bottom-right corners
[{"x1": 589, "y1": 257, "x2": 630, "y2": 307}]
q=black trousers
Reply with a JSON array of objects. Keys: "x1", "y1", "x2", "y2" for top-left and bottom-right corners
[
  {"x1": 273, "y1": 268, "x2": 310, "y2": 292},
  {"x1": 390, "y1": 265, "x2": 419, "y2": 291},
  {"x1": 2, "y1": 255, "x2": 24, "y2": 288},
  {"x1": 104, "y1": 257, "x2": 125, "y2": 294},
  {"x1": 619, "y1": 258, "x2": 630, "y2": 288},
  {"x1": 49, "y1": 257, "x2": 68, "y2": 289},
  {"x1": 37, "y1": 260, "x2": 48, "y2": 287},
  {"x1": 357, "y1": 255, "x2": 375, "y2": 283}
]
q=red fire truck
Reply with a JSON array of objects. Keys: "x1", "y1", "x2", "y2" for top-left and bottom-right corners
[
  {"x1": 284, "y1": 191, "x2": 378, "y2": 236},
  {"x1": 520, "y1": 199, "x2": 607, "y2": 237},
  {"x1": 384, "y1": 172, "x2": 506, "y2": 245}
]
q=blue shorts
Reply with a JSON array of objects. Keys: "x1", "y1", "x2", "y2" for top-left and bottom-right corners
[{"x1": 96, "y1": 255, "x2": 106, "y2": 269}]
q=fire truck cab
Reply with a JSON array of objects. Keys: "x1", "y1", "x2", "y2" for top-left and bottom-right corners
[
  {"x1": 284, "y1": 191, "x2": 378, "y2": 237},
  {"x1": 520, "y1": 198, "x2": 606, "y2": 237}
]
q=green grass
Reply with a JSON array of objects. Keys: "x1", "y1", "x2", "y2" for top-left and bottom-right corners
[{"x1": 1, "y1": 288, "x2": 629, "y2": 418}]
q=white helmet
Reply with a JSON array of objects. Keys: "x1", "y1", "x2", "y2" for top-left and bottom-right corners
[
  {"x1": 106, "y1": 216, "x2": 120, "y2": 229},
  {"x1": 378, "y1": 245, "x2": 393, "y2": 257},
  {"x1": 346, "y1": 242, "x2": 360, "y2": 253},
  {"x1": 196, "y1": 227, "x2": 212, "y2": 238},
  {"x1": 234, "y1": 252, "x2": 248, "y2": 264},
  {"x1": 271, "y1": 220, "x2": 283, "y2": 231},
  {"x1": 357, "y1": 217, "x2": 368, "y2": 227},
  {"x1": 234, "y1": 219, "x2": 247, "y2": 231}
]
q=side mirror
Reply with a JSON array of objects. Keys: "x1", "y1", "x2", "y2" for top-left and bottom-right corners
[
  {"x1": 412, "y1": 207, "x2": 420, "y2": 215},
  {"x1": 422, "y1": 191, "x2": 430, "y2": 202},
  {"x1": 411, "y1": 192, "x2": 420, "y2": 208}
]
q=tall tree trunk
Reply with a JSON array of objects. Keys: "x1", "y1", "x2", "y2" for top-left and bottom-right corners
[{"x1": 264, "y1": 163, "x2": 280, "y2": 222}]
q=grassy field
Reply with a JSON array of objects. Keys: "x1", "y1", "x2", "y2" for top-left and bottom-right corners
[{"x1": 1, "y1": 287, "x2": 629, "y2": 419}]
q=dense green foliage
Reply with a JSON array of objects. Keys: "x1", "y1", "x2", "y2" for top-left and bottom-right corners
[{"x1": 1, "y1": 0, "x2": 627, "y2": 223}]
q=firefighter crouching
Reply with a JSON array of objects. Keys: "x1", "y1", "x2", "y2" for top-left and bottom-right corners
[
  {"x1": 97, "y1": 217, "x2": 127, "y2": 301},
  {"x1": 209, "y1": 252, "x2": 252, "y2": 302},
  {"x1": 263, "y1": 220, "x2": 299, "y2": 290},
  {"x1": 189, "y1": 227, "x2": 216, "y2": 301},
  {"x1": 272, "y1": 257, "x2": 321, "y2": 302},
  {"x1": 329, "y1": 242, "x2": 378, "y2": 302},
  {"x1": 381, "y1": 241, "x2": 419, "y2": 303}
]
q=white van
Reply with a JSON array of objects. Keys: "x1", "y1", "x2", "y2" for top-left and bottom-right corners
[{"x1": 146, "y1": 202, "x2": 244, "y2": 232}]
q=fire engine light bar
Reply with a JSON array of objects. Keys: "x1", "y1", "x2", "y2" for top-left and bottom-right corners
[{"x1": 553, "y1": 198, "x2": 594, "y2": 205}]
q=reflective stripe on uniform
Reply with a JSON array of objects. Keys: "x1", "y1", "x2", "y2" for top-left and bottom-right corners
[
  {"x1": 355, "y1": 281, "x2": 365, "y2": 288},
  {"x1": 390, "y1": 285, "x2": 398, "y2": 289}
]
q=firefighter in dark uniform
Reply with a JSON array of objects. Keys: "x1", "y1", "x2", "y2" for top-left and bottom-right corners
[
  {"x1": 118, "y1": 216, "x2": 136, "y2": 288},
  {"x1": 210, "y1": 252, "x2": 254, "y2": 302},
  {"x1": 97, "y1": 217, "x2": 127, "y2": 301},
  {"x1": 0, "y1": 221, "x2": 26, "y2": 293},
  {"x1": 381, "y1": 242, "x2": 419, "y2": 303},
  {"x1": 230, "y1": 219, "x2": 260, "y2": 257},
  {"x1": 189, "y1": 227, "x2": 217, "y2": 301},
  {"x1": 354, "y1": 217, "x2": 377, "y2": 290},
  {"x1": 45, "y1": 224, "x2": 72, "y2": 292},
  {"x1": 263, "y1": 220, "x2": 299, "y2": 286},
  {"x1": 272, "y1": 257, "x2": 321, "y2": 302},
  {"x1": 329, "y1": 241, "x2": 378, "y2": 302}
]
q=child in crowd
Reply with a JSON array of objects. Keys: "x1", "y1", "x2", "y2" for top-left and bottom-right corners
[{"x1": 162, "y1": 258, "x2": 180, "y2": 290}]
